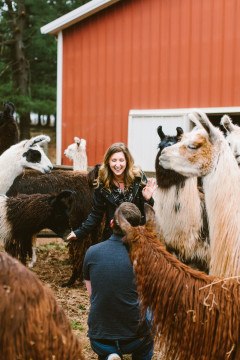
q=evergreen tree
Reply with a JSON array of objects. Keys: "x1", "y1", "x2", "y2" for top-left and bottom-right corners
[{"x1": 0, "y1": 0, "x2": 89, "y2": 138}]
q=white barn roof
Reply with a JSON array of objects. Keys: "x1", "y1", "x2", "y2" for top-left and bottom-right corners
[{"x1": 41, "y1": 0, "x2": 120, "y2": 35}]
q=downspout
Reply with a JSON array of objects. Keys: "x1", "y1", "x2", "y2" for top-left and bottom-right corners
[{"x1": 56, "y1": 31, "x2": 63, "y2": 164}]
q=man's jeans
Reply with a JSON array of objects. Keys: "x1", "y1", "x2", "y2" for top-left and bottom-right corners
[{"x1": 90, "y1": 335, "x2": 154, "y2": 360}]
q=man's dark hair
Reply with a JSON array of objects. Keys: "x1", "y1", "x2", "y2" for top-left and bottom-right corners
[{"x1": 113, "y1": 202, "x2": 141, "y2": 235}]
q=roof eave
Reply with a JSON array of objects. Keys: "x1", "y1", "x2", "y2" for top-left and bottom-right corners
[{"x1": 41, "y1": 0, "x2": 120, "y2": 35}]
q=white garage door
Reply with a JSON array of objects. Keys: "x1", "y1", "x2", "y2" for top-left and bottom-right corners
[{"x1": 128, "y1": 110, "x2": 190, "y2": 172}]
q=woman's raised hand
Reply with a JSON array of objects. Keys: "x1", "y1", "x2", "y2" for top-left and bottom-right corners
[
  {"x1": 67, "y1": 230, "x2": 77, "y2": 241},
  {"x1": 142, "y1": 177, "x2": 157, "y2": 201}
]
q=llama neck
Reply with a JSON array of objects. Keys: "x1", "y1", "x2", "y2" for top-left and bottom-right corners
[
  {"x1": 129, "y1": 233, "x2": 238, "y2": 359},
  {"x1": 0, "y1": 151, "x2": 22, "y2": 194},
  {"x1": 203, "y1": 144, "x2": 240, "y2": 276},
  {"x1": 153, "y1": 177, "x2": 209, "y2": 264},
  {"x1": 73, "y1": 151, "x2": 87, "y2": 171}
]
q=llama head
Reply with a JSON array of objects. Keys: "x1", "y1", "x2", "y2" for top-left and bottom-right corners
[
  {"x1": 116, "y1": 203, "x2": 156, "y2": 251},
  {"x1": 48, "y1": 190, "x2": 75, "y2": 239},
  {"x1": 159, "y1": 111, "x2": 224, "y2": 177},
  {"x1": 19, "y1": 135, "x2": 53, "y2": 173},
  {"x1": 155, "y1": 126, "x2": 186, "y2": 187},
  {"x1": 0, "y1": 102, "x2": 15, "y2": 126},
  {"x1": 64, "y1": 137, "x2": 87, "y2": 160},
  {"x1": 220, "y1": 115, "x2": 240, "y2": 166},
  {"x1": 87, "y1": 163, "x2": 101, "y2": 187},
  {"x1": 157, "y1": 126, "x2": 183, "y2": 153}
]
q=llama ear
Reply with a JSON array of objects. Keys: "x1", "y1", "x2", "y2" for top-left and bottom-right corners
[
  {"x1": 220, "y1": 115, "x2": 235, "y2": 133},
  {"x1": 115, "y1": 209, "x2": 132, "y2": 234},
  {"x1": 87, "y1": 163, "x2": 101, "y2": 187},
  {"x1": 188, "y1": 111, "x2": 218, "y2": 143},
  {"x1": 3, "y1": 102, "x2": 15, "y2": 116},
  {"x1": 144, "y1": 203, "x2": 156, "y2": 226},
  {"x1": 176, "y1": 127, "x2": 184, "y2": 139},
  {"x1": 26, "y1": 135, "x2": 51, "y2": 148},
  {"x1": 157, "y1": 126, "x2": 165, "y2": 140}
]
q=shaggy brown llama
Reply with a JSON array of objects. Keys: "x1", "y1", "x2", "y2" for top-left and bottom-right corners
[
  {"x1": 1, "y1": 190, "x2": 74, "y2": 266},
  {"x1": 0, "y1": 252, "x2": 84, "y2": 359},
  {"x1": 116, "y1": 203, "x2": 240, "y2": 360},
  {"x1": 6, "y1": 165, "x2": 103, "y2": 286},
  {"x1": 0, "y1": 102, "x2": 19, "y2": 155}
]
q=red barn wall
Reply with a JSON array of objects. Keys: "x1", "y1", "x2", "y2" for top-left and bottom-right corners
[{"x1": 62, "y1": 0, "x2": 240, "y2": 165}]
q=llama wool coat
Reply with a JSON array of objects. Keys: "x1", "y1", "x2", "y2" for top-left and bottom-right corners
[{"x1": 74, "y1": 172, "x2": 154, "y2": 241}]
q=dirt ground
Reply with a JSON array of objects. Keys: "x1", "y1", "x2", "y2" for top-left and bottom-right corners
[{"x1": 26, "y1": 237, "x2": 163, "y2": 359}]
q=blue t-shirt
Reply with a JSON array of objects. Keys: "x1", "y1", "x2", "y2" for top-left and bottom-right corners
[{"x1": 83, "y1": 234, "x2": 149, "y2": 340}]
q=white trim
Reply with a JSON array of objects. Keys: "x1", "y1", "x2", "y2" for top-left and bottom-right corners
[
  {"x1": 40, "y1": 0, "x2": 120, "y2": 35},
  {"x1": 129, "y1": 107, "x2": 240, "y2": 117},
  {"x1": 56, "y1": 31, "x2": 63, "y2": 165}
]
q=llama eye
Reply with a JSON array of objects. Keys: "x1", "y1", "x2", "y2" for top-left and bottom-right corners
[{"x1": 188, "y1": 144, "x2": 197, "y2": 150}]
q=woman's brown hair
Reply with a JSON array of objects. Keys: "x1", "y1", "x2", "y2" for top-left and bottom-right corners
[{"x1": 95, "y1": 142, "x2": 142, "y2": 190}]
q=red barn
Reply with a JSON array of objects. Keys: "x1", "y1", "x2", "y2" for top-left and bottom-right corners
[{"x1": 41, "y1": 0, "x2": 240, "y2": 171}]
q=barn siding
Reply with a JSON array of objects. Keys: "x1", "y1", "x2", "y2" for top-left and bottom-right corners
[{"x1": 61, "y1": 0, "x2": 240, "y2": 165}]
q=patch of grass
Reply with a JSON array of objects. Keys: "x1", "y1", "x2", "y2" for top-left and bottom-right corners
[
  {"x1": 71, "y1": 320, "x2": 84, "y2": 331},
  {"x1": 39, "y1": 242, "x2": 66, "y2": 252}
]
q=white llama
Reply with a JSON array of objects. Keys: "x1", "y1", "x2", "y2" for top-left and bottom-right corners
[
  {"x1": 64, "y1": 137, "x2": 88, "y2": 171},
  {"x1": 159, "y1": 111, "x2": 240, "y2": 277},
  {"x1": 154, "y1": 126, "x2": 209, "y2": 272},
  {"x1": 0, "y1": 135, "x2": 52, "y2": 194},
  {"x1": 220, "y1": 114, "x2": 240, "y2": 165}
]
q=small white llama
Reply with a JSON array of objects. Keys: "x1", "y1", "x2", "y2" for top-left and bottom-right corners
[
  {"x1": 220, "y1": 114, "x2": 240, "y2": 166},
  {"x1": 64, "y1": 137, "x2": 88, "y2": 171}
]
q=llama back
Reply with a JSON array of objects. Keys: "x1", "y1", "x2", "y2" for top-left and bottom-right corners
[{"x1": 0, "y1": 252, "x2": 84, "y2": 359}]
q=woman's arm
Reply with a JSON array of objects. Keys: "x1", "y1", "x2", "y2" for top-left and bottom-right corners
[
  {"x1": 85, "y1": 280, "x2": 92, "y2": 296},
  {"x1": 67, "y1": 187, "x2": 106, "y2": 241}
]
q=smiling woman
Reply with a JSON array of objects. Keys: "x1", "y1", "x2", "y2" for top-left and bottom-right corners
[{"x1": 67, "y1": 142, "x2": 157, "y2": 243}]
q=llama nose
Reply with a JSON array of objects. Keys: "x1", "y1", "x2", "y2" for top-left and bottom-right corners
[{"x1": 45, "y1": 165, "x2": 53, "y2": 173}]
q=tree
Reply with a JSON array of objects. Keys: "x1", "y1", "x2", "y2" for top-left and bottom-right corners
[{"x1": 0, "y1": 0, "x2": 90, "y2": 139}]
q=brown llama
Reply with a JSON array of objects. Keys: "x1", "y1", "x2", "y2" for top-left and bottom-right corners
[
  {"x1": 0, "y1": 102, "x2": 19, "y2": 155},
  {"x1": 116, "y1": 203, "x2": 240, "y2": 360},
  {"x1": 6, "y1": 165, "x2": 103, "y2": 286},
  {"x1": 0, "y1": 252, "x2": 84, "y2": 360},
  {"x1": 1, "y1": 190, "x2": 75, "y2": 266},
  {"x1": 159, "y1": 111, "x2": 240, "y2": 277}
]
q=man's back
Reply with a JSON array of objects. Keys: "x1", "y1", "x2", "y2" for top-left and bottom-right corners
[{"x1": 83, "y1": 234, "x2": 145, "y2": 340}]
